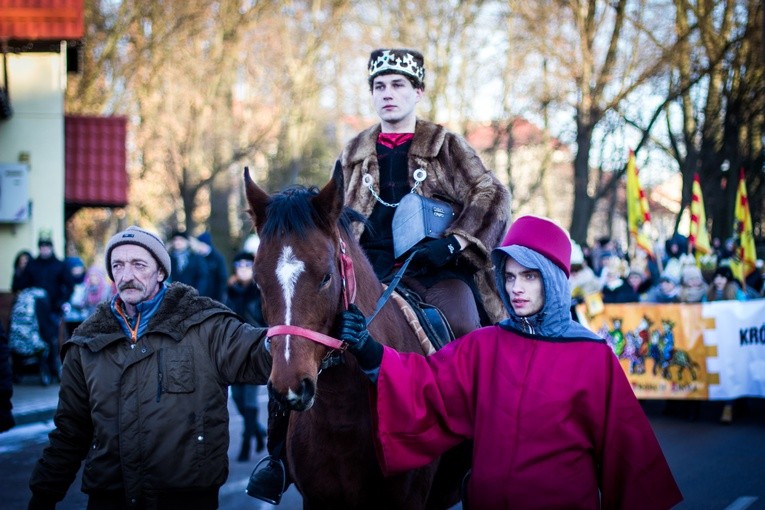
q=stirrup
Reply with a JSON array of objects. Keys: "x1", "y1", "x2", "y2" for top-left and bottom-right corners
[{"x1": 245, "y1": 455, "x2": 287, "y2": 505}]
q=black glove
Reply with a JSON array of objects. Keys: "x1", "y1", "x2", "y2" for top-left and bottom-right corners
[
  {"x1": 412, "y1": 235, "x2": 461, "y2": 268},
  {"x1": 339, "y1": 304, "x2": 383, "y2": 373}
]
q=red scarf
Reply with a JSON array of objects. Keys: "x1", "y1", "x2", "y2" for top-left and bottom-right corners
[{"x1": 377, "y1": 132, "x2": 414, "y2": 149}]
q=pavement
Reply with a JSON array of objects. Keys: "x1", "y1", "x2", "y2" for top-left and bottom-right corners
[
  {"x1": 10, "y1": 373, "x2": 764, "y2": 428},
  {"x1": 10, "y1": 376, "x2": 62, "y2": 427}
]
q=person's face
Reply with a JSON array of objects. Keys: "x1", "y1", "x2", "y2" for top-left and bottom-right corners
[
  {"x1": 659, "y1": 279, "x2": 676, "y2": 293},
  {"x1": 172, "y1": 236, "x2": 189, "y2": 251},
  {"x1": 504, "y1": 257, "x2": 545, "y2": 317},
  {"x1": 16, "y1": 253, "x2": 30, "y2": 270},
  {"x1": 87, "y1": 272, "x2": 102, "y2": 286},
  {"x1": 627, "y1": 273, "x2": 642, "y2": 289},
  {"x1": 371, "y1": 74, "x2": 422, "y2": 130},
  {"x1": 713, "y1": 274, "x2": 728, "y2": 290},
  {"x1": 234, "y1": 259, "x2": 254, "y2": 283},
  {"x1": 110, "y1": 245, "x2": 165, "y2": 308},
  {"x1": 38, "y1": 244, "x2": 53, "y2": 258}
]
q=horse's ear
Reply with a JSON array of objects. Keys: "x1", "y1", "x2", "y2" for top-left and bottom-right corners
[
  {"x1": 312, "y1": 160, "x2": 345, "y2": 233},
  {"x1": 243, "y1": 167, "x2": 270, "y2": 232}
]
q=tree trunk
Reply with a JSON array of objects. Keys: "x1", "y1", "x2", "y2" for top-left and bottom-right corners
[{"x1": 569, "y1": 110, "x2": 596, "y2": 245}]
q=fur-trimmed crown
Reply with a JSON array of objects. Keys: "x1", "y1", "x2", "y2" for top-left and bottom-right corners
[{"x1": 368, "y1": 49, "x2": 425, "y2": 87}]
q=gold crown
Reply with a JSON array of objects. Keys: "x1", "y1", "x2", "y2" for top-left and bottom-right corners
[{"x1": 368, "y1": 50, "x2": 425, "y2": 84}]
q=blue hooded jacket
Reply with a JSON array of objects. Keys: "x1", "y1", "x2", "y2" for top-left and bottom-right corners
[{"x1": 491, "y1": 245, "x2": 602, "y2": 341}]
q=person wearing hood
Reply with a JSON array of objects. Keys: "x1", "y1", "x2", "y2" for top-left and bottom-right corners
[{"x1": 338, "y1": 215, "x2": 683, "y2": 510}]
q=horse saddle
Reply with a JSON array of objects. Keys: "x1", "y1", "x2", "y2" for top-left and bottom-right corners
[
  {"x1": 393, "y1": 284, "x2": 455, "y2": 352},
  {"x1": 392, "y1": 194, "x2": 455, "y2": 259}
]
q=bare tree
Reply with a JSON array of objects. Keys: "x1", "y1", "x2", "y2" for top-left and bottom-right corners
[
  {"x1": 509, "y1": 0, "x2": 679, "y2": 244},
  {"x1": 665, "y1": 0, "x2": 764, "y2": 241}
]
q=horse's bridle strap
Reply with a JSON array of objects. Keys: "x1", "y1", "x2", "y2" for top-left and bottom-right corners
[{"x1": 267, "y1": 325, "x2": 346, "y2": 351}]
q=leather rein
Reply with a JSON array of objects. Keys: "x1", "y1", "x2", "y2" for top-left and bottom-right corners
[{"x1": 265, "y1": 235, "x2": 416, "y2": 362}]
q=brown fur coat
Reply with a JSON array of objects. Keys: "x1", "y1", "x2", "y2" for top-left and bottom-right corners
[{"x1": 340, "y1": 119, "x2": 511, "y2": 323}]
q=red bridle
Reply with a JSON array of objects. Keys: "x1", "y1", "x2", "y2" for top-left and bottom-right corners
[{"x1": 266, "y1": 238, "x2": 356, "y2": 351}]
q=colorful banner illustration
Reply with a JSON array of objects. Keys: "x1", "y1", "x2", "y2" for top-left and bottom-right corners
[{"x1": 579, "y1": 300, "x2": 765, "y2": 400}]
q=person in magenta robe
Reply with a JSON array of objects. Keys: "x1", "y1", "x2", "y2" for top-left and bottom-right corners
[{"x1": 339, "y1": 215, "x2": 683, "y2": 510}]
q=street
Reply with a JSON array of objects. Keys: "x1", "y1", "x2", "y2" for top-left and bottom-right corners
[{"x1": 1, "y1": 396, "x2": 763, "y2": 509}]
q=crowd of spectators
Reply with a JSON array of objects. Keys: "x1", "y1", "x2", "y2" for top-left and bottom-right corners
[{"x1": 570, "y1": 234, "x2": 764, "y2": 307}]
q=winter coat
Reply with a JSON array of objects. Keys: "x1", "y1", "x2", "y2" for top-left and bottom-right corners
[
  {"x1": 0, "y1": 322, "x2": 14, "y2": 433},
  {"x1": 602, "y1": 281, "x2": 640, "y2": 303},
  {"x1": 225, "y1": 281, "x2": 265, "y2": 328},
  {"x1": 28, "y1": 283, "x2": 271, "y2": 508},
  {"x1": 9, "y1": 288, "x2": 55, "y2": 356},
  {"x1": 369, "y1": 245, "x2": 683, "y2": 509},
  {"x1": 201, "y1": 248, "x2": 229, "y2": 302},
  {"x1": 340, "y1": 119, "x2": 511, "y2": 322},
  {"x1": 169, "y1": 249, "x2": 209, "y2": 294},
  {"x1": 14, "y1": 255, "x2": 74, "y2": 314}
]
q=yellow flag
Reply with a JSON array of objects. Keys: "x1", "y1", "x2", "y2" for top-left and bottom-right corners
[
  {"x1": 730, "y1": 167, "x2": 756, "y2": 286},
  {"x1": 689, "y1": 173, "x2": 711, "y2": 265},
  {"x1": 626, "y1": 151, "x2": 654, "y2": 258}
]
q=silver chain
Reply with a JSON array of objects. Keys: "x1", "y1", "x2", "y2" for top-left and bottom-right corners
[{"x1": 364, "y1": 169, "x2": 427, "y2": 208}]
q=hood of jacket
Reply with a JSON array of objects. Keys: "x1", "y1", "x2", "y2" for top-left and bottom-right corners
[{"x1": 492, "y1": 246, "x2": 600, "y2": 340}]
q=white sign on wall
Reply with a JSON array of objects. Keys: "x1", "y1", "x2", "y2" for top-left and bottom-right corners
[{"x1": 0, "y1": 163, "x2": 30, "y2": 223}]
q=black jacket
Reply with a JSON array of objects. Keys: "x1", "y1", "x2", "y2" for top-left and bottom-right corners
[{"x1": 14, "y1": 256, "x2": 73, "y2": 314}]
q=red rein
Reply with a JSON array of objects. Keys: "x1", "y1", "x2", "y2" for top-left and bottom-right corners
[{"x1": 267, "y1": 239, "x2": 355, "y2": 351}]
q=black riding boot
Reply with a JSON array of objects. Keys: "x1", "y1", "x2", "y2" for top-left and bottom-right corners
[{"x1": 246, "y1": 402, "x2": 291, "y2": 505}]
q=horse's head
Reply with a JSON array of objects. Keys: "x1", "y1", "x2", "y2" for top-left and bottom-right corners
[{"x1": 244, "y1": 165, "x2": 354, "y2": 411}]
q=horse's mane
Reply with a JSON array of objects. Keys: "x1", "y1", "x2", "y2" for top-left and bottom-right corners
[{"x1": 259, "y1": 185, "x2": 365, "y2": 240}]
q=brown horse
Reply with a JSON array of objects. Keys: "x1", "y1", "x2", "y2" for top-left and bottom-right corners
[{"x1": 244, "y1": 166, "x2": 462, "y2": 509}]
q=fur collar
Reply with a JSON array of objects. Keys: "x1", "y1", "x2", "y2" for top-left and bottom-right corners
[{"x1": 344, "y1": 120, "x2": 448, "y2": 164}]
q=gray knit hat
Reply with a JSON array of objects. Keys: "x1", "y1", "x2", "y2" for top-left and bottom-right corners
[{"x1": 105, "y1": 226, "x2": 171, "y2": 281}]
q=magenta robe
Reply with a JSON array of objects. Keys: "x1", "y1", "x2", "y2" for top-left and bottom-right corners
[{"x1": 371, "y1": 325, "x2": 683, "y2": 509}]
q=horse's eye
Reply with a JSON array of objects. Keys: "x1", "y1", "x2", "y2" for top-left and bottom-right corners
[{"x1": 320, "y1": 273, "x2": 332, "y2": 288}]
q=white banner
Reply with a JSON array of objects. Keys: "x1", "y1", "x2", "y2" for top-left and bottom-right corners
[{"x1": 703, "y1": 300, "x2": 765, "y2": 399}]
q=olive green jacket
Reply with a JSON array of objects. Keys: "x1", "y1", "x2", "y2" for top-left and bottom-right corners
[{"x1": 29, "y1": 283, "x2": 271, "y2": 506}]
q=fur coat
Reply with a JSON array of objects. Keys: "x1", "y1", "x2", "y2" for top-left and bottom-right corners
[{"x1": 340, "y1": 119, "x2": 511, "y2": 323}]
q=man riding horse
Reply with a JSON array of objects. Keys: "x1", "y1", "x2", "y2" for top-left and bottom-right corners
[{"x1": 247, "y1": 48, "x2": 510, "y2": 503}]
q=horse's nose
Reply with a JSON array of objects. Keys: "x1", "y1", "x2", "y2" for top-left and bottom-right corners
[
  {"x1": 296, "y1": 378, "x2": 315, "y2": 408},
  {"x1": 267, "y1": 378, "x2": 316, "y2": 411}
]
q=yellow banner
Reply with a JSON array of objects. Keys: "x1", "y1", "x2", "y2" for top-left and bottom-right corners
[{"x1": 580, "y1": 303, "x2": 709, "y2": 399}]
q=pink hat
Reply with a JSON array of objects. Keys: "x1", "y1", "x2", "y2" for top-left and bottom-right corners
[{"x1": 497, "y1": 216, "x2": 571, "y2": 277}]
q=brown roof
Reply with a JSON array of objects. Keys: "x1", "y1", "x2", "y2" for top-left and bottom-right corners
[
  {"x1": 465, "y1": 118, "x2": 564, "y2": 151},
  {"x1": 0, "y1": 0, "x2": 84, "y2": 41},
  {"x1": 65, "y1": 115, "x2": 128, "y2": 208}
]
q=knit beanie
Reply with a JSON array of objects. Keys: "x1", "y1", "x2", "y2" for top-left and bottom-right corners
[
  {"x1": 368, "y1": 48, "x2": 425, "y2": 89},
  {"x1": 492, "y1": 215, "x2": 572, "y2": 277},
  {"x1": 105, "y1": 226, "x2": 171, "y2": 281}
]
